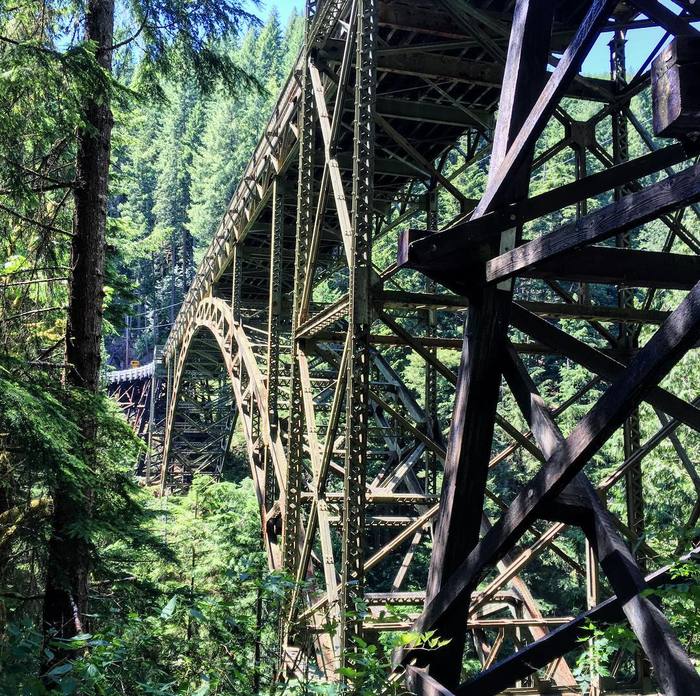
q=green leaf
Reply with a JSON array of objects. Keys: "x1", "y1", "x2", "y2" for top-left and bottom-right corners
[
  {"x1": 192, "y1": 678, "x2": 211, "y2": 696},
  {"x1": 160, "y1": 595, "x2": 177, "y2": 619},
  {"x1": 60, "y1": 676, "x2": 78, "y2": 695},
  {"x1": 189, "y1": 607, "x2": 205, "y2": 621},
  {"x1": 47, "y1": 663, "x2": 73, "y2": 678}
]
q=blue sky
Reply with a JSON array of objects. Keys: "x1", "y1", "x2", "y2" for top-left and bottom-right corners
[
  {"x1": 255, "y1": 0, "x2": 303, "y2": 23},
  {"x1": 252, "y1": 0, "x2": 691, "y2": 76}
]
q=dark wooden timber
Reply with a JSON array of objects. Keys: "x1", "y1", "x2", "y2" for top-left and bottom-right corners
[
  {"x1": 629, "y1": 0, "x2": 700, "y2": 37},
  {"x1": 455, "y1": 548, "x2": 700, "y2": 695},
  {"x1": 398, "y1": 143, "x2": 697, "y2": 283},
  {"x1": 423, "y1": 1, "x2": 555, "y2": 686},
  {"x1": 652, "y1": 36, "x2": 700, "y2": 138},
  {"x1": 474, "y1": 0, "x2": 619, "y2": 215},
  {"x1": 406, "y1": 280, "x2": 700, "y2": 661},
  {"x1": 510, "y1": 303, "x2": 700, "y2": 432},
  {"x1": 519, "y1": 246, "x2": 700, "y2": 289},
  {"x1": 503, "y1": 345, "x2": 700, "y2": 695},
  {"x1": 486, "y1": 161, "x2": 700, "y2": 285}
]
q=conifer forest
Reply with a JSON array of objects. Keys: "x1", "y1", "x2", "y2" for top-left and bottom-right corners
[{"x1": 2, "y1": 1, "x2": 700, "y2": 695}]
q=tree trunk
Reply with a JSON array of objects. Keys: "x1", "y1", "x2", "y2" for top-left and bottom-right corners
[
  {"x1": 42, "y1": 0, "x2": 114, "y2": 655},
  {"x1": 182, "y1": 227, "x2": 193, "y2": 297},
  {"x1": 169, "y1": 237, "x2": 177, "y2": 326}
]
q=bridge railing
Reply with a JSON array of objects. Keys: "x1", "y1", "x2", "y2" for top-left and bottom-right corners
[{"x1": 103, "y1": 362, "x2": 155, "y2": 385}]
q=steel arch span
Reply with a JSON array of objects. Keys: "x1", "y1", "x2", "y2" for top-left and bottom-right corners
[{"x1": 157, "y1": 0, "x2": 700, "y2": 693}]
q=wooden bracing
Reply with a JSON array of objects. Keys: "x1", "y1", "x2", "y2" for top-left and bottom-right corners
[{"x1": 155, "y1": 1, "x2": 700, "y2": 693}]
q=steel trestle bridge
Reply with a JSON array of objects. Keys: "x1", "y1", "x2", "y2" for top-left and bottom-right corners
[{"x1": 107, "y1": 1, "x2": 700, "y2": 692}]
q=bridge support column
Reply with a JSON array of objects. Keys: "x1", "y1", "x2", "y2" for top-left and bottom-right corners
[
  {"x1": 160, "y1": 350, "x2": 175, "y2": 494},
  {"x1": 340, "y1": 0, "x2": 377, "y2": 663},
  {"x1": 265, "y1": 177, "x2": 285, "y2": 512},
  {"x1": 282, "y1": 0, "x2": 317, "y2": 660},
  {"x1": 423, "y1": 1, "x2": 555, "y2": 686}
]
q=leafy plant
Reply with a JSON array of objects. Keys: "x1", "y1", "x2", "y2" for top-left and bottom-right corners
[{"x1": 573, "y1": 620, "x2": 637, "y2": 694}]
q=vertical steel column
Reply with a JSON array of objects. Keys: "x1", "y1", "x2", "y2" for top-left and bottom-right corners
[
  {"x1": 424, "y1": 188, "x2": 439, "y2": 496},
  {"x1": 232, "y1": 244, "x2": 243, "y2": 326},
  {"x1": 340, "y1": 0, "x2": 376, "y2": 660},
  {"x1": 284, "y1": 0, "x2": 316, "y2": 578},
  {"x1": 266, "y1": 177, "x2": 285, "y2": 511},
  {"x1": 160, "y1": 351, "x2": 176, "y2": 494},
  {"x1": 610, "y1": 29, "x2": 645, "y2": 564},
  {"x1": 145, "y1": 356, "x2": 157, "y2": 485},
  {"x1": 575, "y1": 144, "x2": 590, "y2": 305}
]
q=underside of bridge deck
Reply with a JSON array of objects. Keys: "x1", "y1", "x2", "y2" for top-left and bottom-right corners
[{"x1": 144, "y1": 0, "x2": 700, "y2": 692}]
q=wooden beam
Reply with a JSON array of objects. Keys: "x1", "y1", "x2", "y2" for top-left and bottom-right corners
[
  {"x1": 517, "y1": 300, "x2": 669, "y2": 325},
  {"x1": 475, "y1": 0, "x2": 618, "y2": 215},
  {"x1": 503, "y1": 345, "x2": 700, "y2": 695},
  {"x1": 487, "y1": 162, "x2": 700, "y2": 285},
  {"x1": 399, "y1": 144, "x2": 696, "y2": 279},
  {"x1": 421, "y1": 1, "x2": 555, "y2": 686},
  {"x1": 406, "y1": 666, "x2": 457, "y2": 696},
  {"x1": 520, "y1": 246, "x2": 700, "y2": 290},
  {"x1": 629, "y1": 0, "x2": 699, "y2": 36},
  {"x1": 456, "y1": 548, "x2": 700, "y2": 695}
]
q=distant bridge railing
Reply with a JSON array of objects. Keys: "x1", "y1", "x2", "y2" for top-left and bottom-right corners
[{"x1": 103, "y1": 362, "x2": 155, "y2": 385}]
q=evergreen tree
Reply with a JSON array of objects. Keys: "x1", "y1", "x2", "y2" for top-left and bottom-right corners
[{"x1": 188, "y1": 10, "x2": 303, "y2": 250}]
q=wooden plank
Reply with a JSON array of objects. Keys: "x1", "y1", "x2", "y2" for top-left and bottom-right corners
[
  {"x1": 487, "y1": 162, "x2": 700, "y2": 284},
  {"x1": 510, "y1": 302, "x2": 700, "y2": 432},
  {"x1": 406, "y1": 281, "x2": 700, "y2": 661}
]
